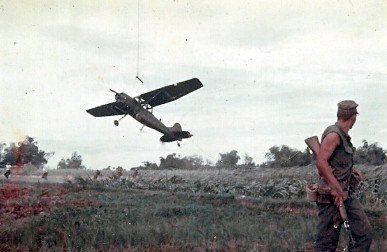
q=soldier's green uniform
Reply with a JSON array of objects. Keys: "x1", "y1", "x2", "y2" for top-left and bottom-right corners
[{"x1": 315, "y1": 101, "x2": 372, "y2": 252}]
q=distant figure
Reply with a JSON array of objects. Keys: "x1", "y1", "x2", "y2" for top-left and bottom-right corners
[
  {"x1": 94, "y1": 170, "x2": 101, "y2": 180},
  {"x1": 42, "y1": 168, "x2": 48, "y2": 180},
  {"x1": 132, "y1": 169, "x2": 139, "y2": 178},
  {"x1": 4, "y1": 163, "x2": 11, "y2": 179}
]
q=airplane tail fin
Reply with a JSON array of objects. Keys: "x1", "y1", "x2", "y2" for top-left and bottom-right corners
[
  {"x1": 160, "y1": 123, "x2": 193, "y2": 142},
  {"x1": 169, "y1": 123, "x2": 182, "y2": 132}
]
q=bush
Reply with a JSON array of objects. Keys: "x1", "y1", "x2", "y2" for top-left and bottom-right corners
[
  {"x1": 1, "y1": 136, "x2": 53, "y2": 167},
  {"x1": 159, "y1": 153, "x2": 204, "y2": 170},
  {"x1": 354, "y1": 140, "x2": 386, "y2": 166},
  {"x1": 263, "y1": 145, "x2": 312, "y2": 168},
  {"x1": 57, "y1": 152, "x2": 86, "y2": 169},
  {"x1": 216, "y1": 150, "x2": 240, "y2": 167}
]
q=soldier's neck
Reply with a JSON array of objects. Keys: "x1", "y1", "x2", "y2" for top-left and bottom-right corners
[{"x1": 337, "y1": 120, "x2": 351, "y2": 133}]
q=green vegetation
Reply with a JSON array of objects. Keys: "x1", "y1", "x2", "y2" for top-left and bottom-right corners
[
  {"x1": 0, "y1": 186, "x2": 316, "y2": 251},
  {"x1": 57, "y1": 152, "x2": 86, "y2": 169},
  {"x1": 1, "y1": 136, "x2": 385, "y2": 170},
  {"x1": 354, "y1": 140, "x2": 386, "y2": 166},
  {"x1": 1, "y1": 165, "x2": 386, "y2": 251},
  {"x1": 262, "y1": 146, "x2": 312, "y2": 168},
  {"x1": 216, "y1": 150, "x2": 240, "y2": 167},
  {"x1": 0, "y1": 136, "x2": 386, "y2": 251},
  {"x1": 72, "y1": 165, "x2": 387, "y2": 209},
  {"x1": 0, "y1": 136, "x2": 53, "y2": 167},
  {"x1": 139, "y1": 141, "x2": 385, "y2": 170}
]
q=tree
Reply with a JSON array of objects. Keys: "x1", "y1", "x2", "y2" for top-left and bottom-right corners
[
  {"x1": 0, "y1": 142, "x2": 6, "y2": 167},
  {"x1": 157, "y1": 153, "x2": 204, "y2": 170},
  {"x1": 3, "y1": 143, "x2": 18, "y2": 165},
  {"x1": 159, "y1": 153, "x2": 185, "y2": 169},
  {"x1": 243, "y1": 153, "x2": 255, "y2": 167},
  {"x1": 141, "y1": 161, "x2": 158, "y2": 170},
  {"x1": 216, "y1": 150, "x2": 240, "y2": 167},
  {"x1": 57, "y1": 152, "x2": 86, "y2": 169},
  {"x1": 263, "y1": 145, "x2": 311, "y2": 168},
  {"x1": 57, "y1": 158, "x2": 67, "y2": 169},
  {"x1": 2, "y1": 137, "x2": 53, "y2": 167},
  {"x1": 354, "y1": 140, "x2": 386, "y2": 165},
  {"x1": 185, "y1": 155, "x2": 204, "y2": 169}
]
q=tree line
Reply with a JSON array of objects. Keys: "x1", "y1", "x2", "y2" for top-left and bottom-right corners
[
  {"x1": 140, "y1": 140, "x2": 386, "y2": 170},
  {"x1": 0, "y1": 136, "x2": 84, "y2": 169},
  {"x1": 0, "y1": 136, "x2": 385, "y2": 170}
]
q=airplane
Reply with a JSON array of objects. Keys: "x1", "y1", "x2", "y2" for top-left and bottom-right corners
[{"x1": 86, "y1": 78, "x2": 203, "y2": 143}]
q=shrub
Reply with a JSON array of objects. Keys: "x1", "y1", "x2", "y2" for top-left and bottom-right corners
[
  {"x1": 354, "y1": 140, "x2": 386, "y2": 165},
  {"x1": 159, "y1": 153, "x2": 204, "y2": 170},
  {"x1": 57, "y1": 152, "x2": 86, "y2": 169},
  {"x1": 1, "y1": 137, "x2": 53, "y2": 167},
  {"x1": 263, "y1": 145, "x2": 311, "y2": 168},
  {"x1": 216, "y1": 150, "x2": 240, "y2": 167}
]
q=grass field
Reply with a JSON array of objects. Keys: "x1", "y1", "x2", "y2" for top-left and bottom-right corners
[{"x1": 0, "y1": 165, "x2": 386, "y2": 251}]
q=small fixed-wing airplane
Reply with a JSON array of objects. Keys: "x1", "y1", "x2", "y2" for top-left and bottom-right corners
[{"x1": 86, "y1": 78, "x2": 203, "y2": 143}]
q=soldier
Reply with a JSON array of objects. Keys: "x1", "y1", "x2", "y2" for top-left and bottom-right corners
[
  {"x1": 94, "y1": 170, "x2": 101, "y2": 180},
  {"x1": 4, "y1": 163, "x2": 11, "y2": 179},
  {"x1": 315, "y1": 100, "x2": 372, "y2": 251},
  {"x1": 42, "y1": 168, "x2": 48, "y2": 180}
]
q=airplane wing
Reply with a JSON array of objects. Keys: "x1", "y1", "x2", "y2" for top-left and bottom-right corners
[
  {"x1": 136, "y1": 78, "x2": 203, "y2": 107},
  {"x1": 86, "y1": 102, "x2": 127, "y2": 117}
]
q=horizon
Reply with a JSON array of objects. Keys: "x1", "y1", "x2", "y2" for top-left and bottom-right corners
[{"x1": 0, "y1": 133, "x2": 384, "y2": 170}]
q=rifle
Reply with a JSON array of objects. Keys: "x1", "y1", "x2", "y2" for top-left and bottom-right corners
[
  {"x1": 338, "y1": 203, "x2": 356, "y2": 247},
  {"x1": 305, "y1": 136, "x2": 356, "y2": 248},
  {"x1": 304, "y1": 136, "x2": 320, "y2": 157}
]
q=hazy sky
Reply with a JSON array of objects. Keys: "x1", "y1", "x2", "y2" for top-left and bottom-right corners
[{"x1": 1, "y1": 1, "x2": 386, "y2": 169}]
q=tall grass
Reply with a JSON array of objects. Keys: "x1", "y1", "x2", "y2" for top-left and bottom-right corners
[
  {"x1": 69, "y1": 165, "x2": 387, "y2": 207},
  {"x1": 1, "y1": 188, "x2": 317, "y2": 251},
  {"x1": 2, "y1": 185, "x2": 385, "y2": 251},
  {"x1": 1, "y1": 164, "x2": 386, "y2": 251}
]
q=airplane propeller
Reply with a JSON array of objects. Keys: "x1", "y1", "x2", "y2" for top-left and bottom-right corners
[{"x1": 110, "y1": 89, "x2": 119, "y2": 94}]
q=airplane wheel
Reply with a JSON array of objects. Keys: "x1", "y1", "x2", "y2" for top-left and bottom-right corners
[{"x1": 114, "y1": 120, "x2": 119, "y2": 126}]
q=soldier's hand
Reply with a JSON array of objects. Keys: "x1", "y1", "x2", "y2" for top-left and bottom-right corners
[
  {"x1": 331, "y1": 189, "x2": 346, "y2": 207},
  {"x1": 352, "y1": 169, "x2": 362, "y2": 181}
]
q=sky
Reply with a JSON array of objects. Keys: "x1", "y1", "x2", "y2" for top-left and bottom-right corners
[{"x1": 1, "y1": 0, "x2": 386, "y2": 169}]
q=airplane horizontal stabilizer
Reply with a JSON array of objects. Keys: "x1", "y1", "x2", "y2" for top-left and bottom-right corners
[{"x1": 160, "y1": 130, "x2": 192, "y2": 142}]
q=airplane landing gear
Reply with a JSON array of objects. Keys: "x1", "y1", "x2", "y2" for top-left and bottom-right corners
[{"x1": 114, "y1": 114, "x2": 127, "y2": 126}]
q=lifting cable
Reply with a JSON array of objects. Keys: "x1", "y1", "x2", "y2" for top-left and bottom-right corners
[{"x1": 135, "y1": 0, "x2": 144, "y2": 84}]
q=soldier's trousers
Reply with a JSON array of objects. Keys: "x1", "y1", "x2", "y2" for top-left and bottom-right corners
[
  {"x1": 4, "y1": 170, "x2": 11, "y2": 178},
  {"x1": 315, "y1": 195, "x2": 372, "y2": 252}
]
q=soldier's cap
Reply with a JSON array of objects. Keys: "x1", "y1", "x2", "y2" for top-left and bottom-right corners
[{"x1": 337, "y1": 100, "x2": 358, "y2": 119}]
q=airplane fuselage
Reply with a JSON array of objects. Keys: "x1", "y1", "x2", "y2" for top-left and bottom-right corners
[{"x1": 117, "y1": 93, "x2": 175, "y2": 137}]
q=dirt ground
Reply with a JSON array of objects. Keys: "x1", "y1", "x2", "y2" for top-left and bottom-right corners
[{"x1": 0, "y1": 182, "x2": 94, "y2": 225}]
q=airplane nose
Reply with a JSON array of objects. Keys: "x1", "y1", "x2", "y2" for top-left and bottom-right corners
[{"x1": 115, "y1": 93, "x2": 126, "y2": 102}]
